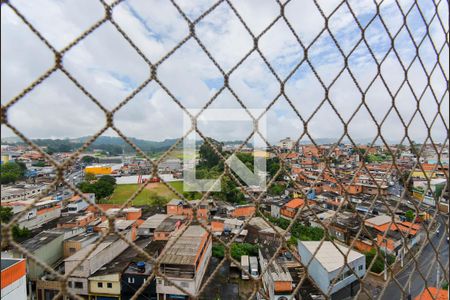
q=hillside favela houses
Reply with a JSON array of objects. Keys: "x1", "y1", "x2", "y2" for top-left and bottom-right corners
[{"x1": 0, "y1": 137, "x2": 448, "y2": 299}]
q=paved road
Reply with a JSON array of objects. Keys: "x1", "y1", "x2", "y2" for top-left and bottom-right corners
[{"x1": 381, "y1": 215, "x2": 449, "y2": 299}]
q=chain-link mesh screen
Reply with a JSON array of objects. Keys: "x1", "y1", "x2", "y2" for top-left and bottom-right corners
[{"x1": 1, "y1": 0, "x2": 449, "y2": 299}]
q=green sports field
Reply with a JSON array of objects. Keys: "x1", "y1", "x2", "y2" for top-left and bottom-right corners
[{"x1": 106, "y1": 181, "x2": 185, "y2": 206}]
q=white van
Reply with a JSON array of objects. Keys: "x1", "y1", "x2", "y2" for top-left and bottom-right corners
[
  {"x1": 241, "y1": 255, "x2": 250, "y2": 280},
  {"x1": 249, "y1": 256, "x2": 259, "y2": 279}
]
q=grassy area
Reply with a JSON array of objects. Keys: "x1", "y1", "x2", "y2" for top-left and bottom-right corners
[
  {"x1": 149, "y1": 149, "x2": 198, "y2": 160},
  {"x1": 106, "y1": 181, "x2": 185, "y2": 206}
]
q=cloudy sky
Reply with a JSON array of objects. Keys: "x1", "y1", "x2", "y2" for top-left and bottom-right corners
[{"x1": 1, "y1": 0, "x2": 448, "y2": 145}]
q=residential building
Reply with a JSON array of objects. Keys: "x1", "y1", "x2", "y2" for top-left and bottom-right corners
[
  {"x1": 229, "y1": 204, "x2": 256, "y2": 218},
  {"x1": 121, "y1": 262, "x2": 156, "y2": 300},
  {"x1": 58, "y1": 212, "x2": 97, "y2": 229},
  {"x1": 210, "y1": 217, "x2": 244, "y2": 235},
  {"x1": 414, "y1": 287, "x2": 448, "y2": 300},
  {"x1": 1, "y1": 258, "x2": 27, "y2": 300},
  {"x1": 63, "y1": 232, "x2": 100, "y2": 258},
  {"x1": 67, "y1": 193, "x2": 95, "y2": 214},
  {"x1": 13, "y1": 231, "x2": 64, "y2": 281},
  {"x1": 95, "y1": 219, "x2": 138, "y2": 242},
  {"x1": 1, "y1": 184, "x2": 47, "y2": 202},
  {"x1": 35, "y1": 262, "x2": 65, "y2": 300},
  {"x1": 156, "y1": 225, "x2": 212, "y2": 300},
  {"x1": 297, "y1": 241, "x2": 365, "y2": 299},
  {"x1": 65, "y1": 231, "x2": 133, "y2": 296},
  {"x1": 278, "y1": 137, "x2": 294, "y2": 150},
  {"x1": 280, "y1": 198, "x2": 315, "y2": 220},
  {"x1": 105, "y1": 207, "x2": 142, "y2": 221},
  {"x1": 138, "y1": 214, "x2": 168, "y2": 237},
  {"x1": 259, "y1": 247, "x2": 295, "y2": 300},
  {"x1": 166, "y1": 199, "x2": 209, "y2": 222},
  {"x1": 4, "y1": 199, "x2": 62, "y2": 230},
  {"x1": 154, "y1": 216, "x2": 185, "y2": 241},
  {"x1": 88, "y1": 239, "x2": 153, "y2": 300}
]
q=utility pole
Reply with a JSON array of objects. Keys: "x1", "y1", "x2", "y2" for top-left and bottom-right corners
[
  {"x1": 407, "y1": 278, "x2": 411, "y2": 300},
  {"x1": 437, "y1": 266, "x2": 440, "y2": 287},
  {"x1": 384, "y1": 253, "x2": 388, "y2": 281},
  {"x1": 400, "y1": 246, "x2": 404, "y2": 268}
]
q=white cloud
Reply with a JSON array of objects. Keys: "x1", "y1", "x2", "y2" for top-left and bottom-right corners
[{"x1": 1, "y1": 0, "x2": 448, "y2": 145}]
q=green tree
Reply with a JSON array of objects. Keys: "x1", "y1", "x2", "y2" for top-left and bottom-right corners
[
  {"x1": 0, "y1": 206, "x2": 13, "y2": 223},
  {"x1": 268, "y1": 183, "x2": 286, "y2": 196},
  {"x1": 365, "y1": 249, "x2": 395, "y2": 273},
  {"x1": 199, "y1": 138, "x2": 223, "y2": 168},
  {"x1": 212, "y1": 244, "x2": 225, "y2": 258},
  {"x1": 149, "y1": 192, "x2": 167, "y2": 210},
  {"x1": 0, "y1": 161, "x2": 27, "y2": 184},
  {"x1": 98, "y1": 175, "x2": 116, "y2": 185},
  {"x1": 183, "y1": 191, "x2": 202, "y2": 200},
  {"x1": 434, "y1": 183, "x2": 446, "y2": 200},
  {"x1": 12, "y1": 225, "x2": 31, "y2": 241},
  {"x1": 287, "y1": 236, "x2": 298, "y2": 247},
  {"x1": 215, "y1": 176, "x2": 245, "y2": 204},
  {"x1": 84, "y1": 172, "x2": 96, "y2": 182},
  {"x1": 230, "y1": 243, "x2": 259, "y2": 260},
  {"x1": 267, "y1": 158, "x2": 282, "y2": 179},
  {"x1": 81, "y1": 155, "x2": 98, "y2": 164},
  {"x1": 405, "y1": 210, "x2": 415, "y2": 222},
  {"x1": 32, "y1": 161, "x2": 46, "y2": 167},
  {"x1": 78, "y1": 175, "x2": 116, "y2": 200}
]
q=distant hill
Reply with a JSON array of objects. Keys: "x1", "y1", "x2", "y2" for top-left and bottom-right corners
[
  {"x1": 74, "y1": 136, "x2": 178, "y2": 152},
  {"x1": 1, "y1": 135, "x2": 401, "y2": 151}
]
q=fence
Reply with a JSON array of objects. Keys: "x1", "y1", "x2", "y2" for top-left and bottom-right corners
[{"x1": 1, "y1": 0, "x2": 449, "y2": 299}]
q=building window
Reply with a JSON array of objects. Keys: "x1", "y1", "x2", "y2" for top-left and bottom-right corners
[
  {"x1": 128, "y1": 277, "x2": 135, "y2": 284},
  {"x1": 157, "y1": 279, "x2": 163, "y2": 284},
  {"x1": 76, "y1": 265, "x2": 83, "y2": 272},
  {"x1": 107, "y1": 283, "x2": 112, "y2": 288},
  {"x1": 69, "y1": 247, "x2": 76, "y2": 254},
  {"x1": 68, "y1": 281, "x2": 73, "y2": 288},
  {"x1": 180, "y1": 282, "x2": 189, "y2": 288},
  {"x1": 74, "y1": 282, "x2": 83, "y2": 289},
  {"x1": 359, "y1": 265, "x2": 363, "y2": 271},
  {"x1": 97, "y1": 282, "x2": 103, "y2": 288},
  {"x1": 164, "y1": 281, "x2": 172, "y2": 286}
]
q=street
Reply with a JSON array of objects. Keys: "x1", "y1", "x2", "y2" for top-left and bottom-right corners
[{"x1": 381, "y1": 215, "x2": 449, "y2": 299}]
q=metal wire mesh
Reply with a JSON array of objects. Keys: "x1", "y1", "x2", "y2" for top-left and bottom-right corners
[{"x1": 0, "y1": 0, "x2": 448, "y2": 299}]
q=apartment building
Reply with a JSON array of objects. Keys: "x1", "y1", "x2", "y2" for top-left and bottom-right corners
[
  {"x1": 156, "y1": 226, "x2": 212, "y2": 300},
  {"x1": 65, "y1": 231, "x2": 133, "y2": 296},
  {"x1": 278, "y1": 137, "x2": 294, "y2": 150},
  {"x1": 297, "y1": 241, "x2": 365, "y2": 300},
  {"x1": 1, "y1": 258, "x2": 27, "y2": 300}
]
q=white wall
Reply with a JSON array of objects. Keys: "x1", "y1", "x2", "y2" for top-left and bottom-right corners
[
  {"x1": 18, "y1": 208, "x2": 61, "y2": 230},
  {"x1": 298, "y1": 243, "x2": 366, "y2": 295},
  {"x1": 1, "y1": 276, "x2": 27, "y2": 300},
  {"x1": 157, "y1": 239, "x2": 212, "y2": 297}
]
